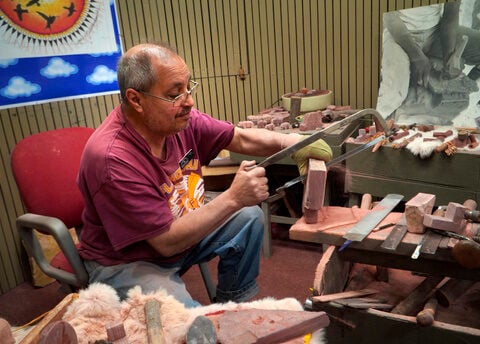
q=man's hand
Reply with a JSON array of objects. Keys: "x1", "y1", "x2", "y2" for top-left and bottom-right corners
[
  {"x1": 410, "y1": 53, "x2": 431, "y2": 88},
  {"x1": 227, "y1": 160, "x2": 269, "y2": 207},
  {"x1": 291, "y1": 137, "x2": 332, "y2": 175}
]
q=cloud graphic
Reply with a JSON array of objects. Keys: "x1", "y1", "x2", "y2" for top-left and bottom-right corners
[
  {"x1": 86, "y1": 65, "x2": 117, "y2": 85},
  {"x1": 40, "y1": 57, "x2": 79, "y2": 79},
  {"x1": 0, "y1": 59, "x2": 18, "y2": 68},
  {"x1": 90, "y1": 43, "x2": 121, "y2": 56},
  {"x1": 0, "y1": 77, "x2": 41, "y2": 99}
]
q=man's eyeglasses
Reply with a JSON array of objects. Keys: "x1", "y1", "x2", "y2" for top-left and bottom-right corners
[{"x1": 137, "y1": 80, "x2": 199, "y2": 107}]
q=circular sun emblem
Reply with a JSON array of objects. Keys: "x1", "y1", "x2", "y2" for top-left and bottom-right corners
[{"x1": 0, "y1": 0, "x2": 100, "y2": 47}]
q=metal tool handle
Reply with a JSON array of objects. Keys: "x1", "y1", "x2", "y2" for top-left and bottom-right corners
[
  {"x1": 411, "y1": 243, "x2": 422, "y2": 259},
  {"x1": 465, "y1": 210, "x2": 480, "y2": 222},
  {"x1": 411, "y1": 235, "x2": 427, "y2": 259}
]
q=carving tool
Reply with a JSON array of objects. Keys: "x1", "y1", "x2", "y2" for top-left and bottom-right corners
[
  {"x1": 339, "y1": 194, "x2": 404, "y2": 251},
  {"x1": 256, "y1": 108, "x2": 390, "y2": 169},
  {"x1": 419, "y1": 230, "x2": 443, "y2": 255},
  {"x1": 372, "y1": 222, "x2": 396, "y2": 232},
  {"x1": 275, "y1": 135, "x2": 385, "y2": 193},
  {"x1": 430, "y1": 228, "x2": 473, "y2": 242},
  {"x1": 411, "y1": 234, "x2": 428, "y2": 259},
  {"x1": 380, "y1": 213, "x2": 408, "y2": 251}
]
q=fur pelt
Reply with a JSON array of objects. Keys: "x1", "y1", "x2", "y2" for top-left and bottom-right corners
[
  {"x1": 406, "y1": 137, "x2": 442, "y2": 159},
  {"x1": 62, "y1": 283, "x2": 326, "y2": 344}
]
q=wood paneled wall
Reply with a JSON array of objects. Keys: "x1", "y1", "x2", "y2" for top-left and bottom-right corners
[{"x1": 0, "y1": 0, "x2": 450, "y2": 294}]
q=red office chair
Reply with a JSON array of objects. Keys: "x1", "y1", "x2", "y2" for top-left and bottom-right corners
[
  {"x1": 12, "y1": 127, "x2": 93, "y2": 292},
  {"x1": 12, "y1": 127, "x2": 215, "y2": 301}
]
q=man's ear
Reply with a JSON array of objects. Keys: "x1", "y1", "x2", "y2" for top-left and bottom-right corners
[{"x1": 125, "y1": 88, "x2": 143, "y2": 112}]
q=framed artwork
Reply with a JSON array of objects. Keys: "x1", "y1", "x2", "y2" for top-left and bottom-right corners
[
  {"x1": 376, "y1": 0, "x2": 480, "y2": 128},
  {"x1": 0, "y1": 0, "x2": 122, "y2": 110}
]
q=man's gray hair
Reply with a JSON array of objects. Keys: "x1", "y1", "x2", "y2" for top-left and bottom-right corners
[{"x1": 117, "y1": 43, "x2": 176, "y2": 101}]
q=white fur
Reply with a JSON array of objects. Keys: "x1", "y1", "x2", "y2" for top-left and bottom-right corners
[
  {"x1": 62, "y1": 283, "x2": 327, "y2": 344},
  {"x1": 406, "y1": 137, "x2": 442, "y2": 159}
]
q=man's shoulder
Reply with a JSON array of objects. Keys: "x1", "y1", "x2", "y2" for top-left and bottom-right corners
[
  {"x1": 87, "y1": 107, "x2": 129, "y2": 151},
  {"x1": 82, "y1": 107, "x2": 136, "y2": 169},
  {"x1": 189, "y1": 108, "x2": 234, "y2": 131}
]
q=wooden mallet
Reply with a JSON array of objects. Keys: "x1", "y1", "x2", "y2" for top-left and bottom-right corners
[{"x1": 416, "y1": 297, "x2": 438, "y2": 327}]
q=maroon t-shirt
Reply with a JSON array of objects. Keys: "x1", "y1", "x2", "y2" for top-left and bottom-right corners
[{"x1": 77, "y1": 106, "x2": 234, "y2": 265}]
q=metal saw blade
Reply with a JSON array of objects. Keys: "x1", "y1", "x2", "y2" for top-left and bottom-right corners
[
  {"x1": 275, "y1": 135, "x2": 385, "y2": 193},
  {"x1": 343, "y1": 194, "x2": 404, "y2": 242},
  {"x1": 256, "y1": 108, "x2": 389, "y2": 168}
]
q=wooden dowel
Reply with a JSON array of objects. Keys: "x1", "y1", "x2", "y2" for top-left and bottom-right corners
[
  {"x1": 435, "y1": 278, "x2": 476, "y2": 308},
  {"x1": 416, "y1": 297, "x2": 438, "y2": 326},
  {"x1": 145, "y1": 299, "x2": 166, "y2": 344},
  {"x1": 391, "y1": 275, "x2": 444, "y2": 315}
]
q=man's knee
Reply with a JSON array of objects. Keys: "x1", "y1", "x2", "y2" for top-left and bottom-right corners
[
  {"x1": 223, "y1": 206, "x2": 264, "y2": 245},
  {"x1": 239, "y1": 206, "x2": 264, "y2": 234},
  {"x1": 241, "y1": 205, "x2": 264, "y2": 222}
]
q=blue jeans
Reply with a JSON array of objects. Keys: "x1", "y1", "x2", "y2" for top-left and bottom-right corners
[{"x1": 84, "y1": 205, "x2": 264, "y2": 308}]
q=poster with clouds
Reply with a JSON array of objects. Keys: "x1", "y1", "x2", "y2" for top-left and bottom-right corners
[{"x1": 0, "y1": 0, "x2": 122, "y2": 110}]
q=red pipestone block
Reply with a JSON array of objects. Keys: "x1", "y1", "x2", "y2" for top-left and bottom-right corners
[
  {"x1": 423, "y1": 202, "x2": 467, "y2": 234},
  {"x1": 303, "y1": 159, "x2": 327, "y2": 224},
  {"x1": 405, "y1": 193, "x2": 436, "y2": 234}
]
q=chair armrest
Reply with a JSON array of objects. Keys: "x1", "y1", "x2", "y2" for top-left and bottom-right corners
[{"x1": 16, "y1": 213, "x2": 88, "y2": 288}]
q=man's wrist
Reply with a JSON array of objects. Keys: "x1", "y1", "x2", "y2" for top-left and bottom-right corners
[{"x1": 281, "y1": 133, "x2": 303, "y2": 149}]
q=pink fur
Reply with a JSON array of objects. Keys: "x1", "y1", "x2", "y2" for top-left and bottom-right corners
[
  {"x1": 62, "y1": 283, "x2": 326, "y2": 344},
  {"x1": 62, "y1": 283, "x2": 122, "y2": 343}
]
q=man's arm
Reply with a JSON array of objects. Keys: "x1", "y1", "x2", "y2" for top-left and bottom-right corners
[
  {"x1": 147, "y1": 127, "x2": 331, "y2": 257},
  {"x1": 383, "y1": 11, "x2": 431, "y2": 87},
  {"x1": 226, "y1": 127, "x2": 299, "y2": 157},
  {"x1": 384, "y1": 11, "x2": 426, "y2": 60},
  {"x1": 226, "y1": 126, "x2": 332, "y2": 174},
  {"x1": 439, "y1": 2, "x2": 460, "y2": 77},
  {"x1": 147, "y1": 159, "x2": 268, "y2": 256},
  {"x1": 148, "y1": 128, "x2": 288, "y2": 256}
]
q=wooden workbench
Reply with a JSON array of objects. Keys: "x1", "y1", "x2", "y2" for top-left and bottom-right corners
[
  {"x1": 289, "y1": 206, "x2": 480, "y2": 343},
  {"x1": 290, "y1": 206, "x2": 480, "y2": 281},
  {"x1": 345, "y1": 141, "x2": 480, "y2": 207}
]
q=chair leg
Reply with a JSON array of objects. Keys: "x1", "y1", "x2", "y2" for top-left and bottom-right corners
[
  {"x1": 199, "y1": 262, "x2": 216, "y2": 303},
  {"x1": 261, "y1": 201, "x2": 272, "y2": 258},
  {"x1": 58, "y1": 282, "x2": 77, "y2": 294}
]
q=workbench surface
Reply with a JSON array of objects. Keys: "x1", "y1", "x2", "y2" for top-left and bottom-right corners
[{"x1": 289, "y1": 206, "x2": 480, "y2": 281}]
